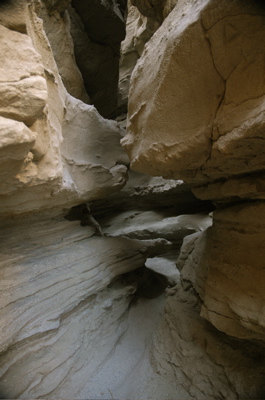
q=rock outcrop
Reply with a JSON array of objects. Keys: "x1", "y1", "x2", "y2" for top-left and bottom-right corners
[
  {"x1": 178, "y1": 201, "x2": 265, "y2": 342},
  {"x1": 1, "y1": 0, "x2": 265, "y2": 399},
  {"x1": 0, "y1": 0, "x2": 128, "y2": 216},
  {"x1": 122, "y1": 0, "x2": 265, "y2": 188},
  {"x1": 120, "y1": 0, "x2": 265, "y2": 397}
]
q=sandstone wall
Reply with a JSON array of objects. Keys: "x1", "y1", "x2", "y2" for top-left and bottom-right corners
[
  {"x1": 121, "y1": 0, "x2": 265, "y2": 347},
  {"x1": 0, "y1": 0, "x2": 129, "y2": 216},
  {"x1": 1, "y1": 0, "x2": 265, "y2": 398}
]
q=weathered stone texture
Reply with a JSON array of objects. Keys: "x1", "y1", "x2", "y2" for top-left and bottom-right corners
[
  {"x1": 122, "y1": 0, "x2": 265, "y2": 196},
  {"x1": 118, "y1": 1, "x2": 160, "y2": 109},
  {"x1": 0, "y1": 25, "x2": 47, "y2": 126},
  {"x1": 1, "y1": 0, "x2": 265, "y2": 398},
  {"x1": 178, "y1": 201, "x2": 265, "y2": 341},
  {"x1": 0, "y1": 212, "x2": 171, "y2": 398},
  {"x1": 0, "y1": 0, "x2": 129, "y2": 215}
]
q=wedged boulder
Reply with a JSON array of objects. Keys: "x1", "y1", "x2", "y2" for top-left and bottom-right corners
[
  {"x1": 100, "y1": 209, "x2": 212, "y2": 244},
  {"x1": 177, "y1": 201, "x2": 265, "y2": 342},
  {"x1": 122, "y1": 0, "x2": 265, "y2": 192},
  {"x1": 62, "y1": 95, "x2": 129, "y2": 199}
]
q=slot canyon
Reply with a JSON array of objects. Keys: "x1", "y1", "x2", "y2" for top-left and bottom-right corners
[{"x1": 0, "y1": 0, "x2": 265, "y2": 398}]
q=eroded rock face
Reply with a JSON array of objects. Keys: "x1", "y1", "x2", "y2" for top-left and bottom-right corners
[
  {"x1": 122, "y1": 0, "x2": 265, "y2": 192},
  {"x1": 118, "y1": 0, "x2": 178, "y2": 110},
  {"x1": 0, "y1": 24, "x2": 47, "y2": 126},
  {"x1": 1, "y1": 0, "x2": 265, "y2": 398},
  {"x1": 0, "y1": 0, "x2": 129, "y2": 216},
  {"x1": 0, "y1": 212, "x2": 172, "y2": 398},
  {"x1": 121, "y1": 0, "x2": 265, "y2": 354},
  {"x1": 178, "y1": 201, "x2": 265, "y2": 342},
  {"x1": 38, "y1": 2, "x2": 90, "y2": 103}
]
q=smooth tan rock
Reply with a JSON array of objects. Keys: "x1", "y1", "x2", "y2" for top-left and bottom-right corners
[
  {"x1": 0, "y1": 25, "x2": 47, "y2": 126},
  {"x1": 100, "y1": 209, "x2": 212, "y2": 243},
  {"x1": 38, "y1": 5, "x2": 90, "y2": 103},
  {"x1": 193, "y1": 172, "x2": 265, "y2": 202},
  {"x1": 119, "y1": 1, "x2": 160, "y2": 109},
  {"x1": 0, "y1": 117, "x2": 37, "y2": 194},
  {"x1": 122, "y1": 0, "x2": 265, "y2": 189},
  {"x1": 178, "y1": 201, "x2": 265, "y2": 342},
  {"x1": 0, "y1": 0, "x2": 27, "y2": 33},
  {"x1": 0, "y1": 1, "x2": 129, "y2": 215}
]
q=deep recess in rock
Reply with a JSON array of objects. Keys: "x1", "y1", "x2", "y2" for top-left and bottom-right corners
[
  {"x1": 1, "y1": 0, "x2": 265, "y2": 399},
  {"x1": 70, "y1": 0, "x2": 127, "y2": 118}
]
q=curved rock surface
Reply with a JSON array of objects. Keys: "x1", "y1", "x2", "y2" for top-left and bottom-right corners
[
  {"x1": 0, "y1": 211, "x2": 171, "y2": 398},
  {"x1": 122, "y1": 0, "x2": 265, "y2": 194},
  {"x1": 0, "y1": 1, "x2": 129, "y2": 216},
  {"x1": 1, "y1": 0, "x2": 265, "y2": 399},
  {"x1": 178, "y1": 201, "x2": 265, "y2": 341}
]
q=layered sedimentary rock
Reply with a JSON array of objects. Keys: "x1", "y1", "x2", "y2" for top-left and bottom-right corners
[
  {"x1": 0, "y1": 211, "x2": 172, "y2": 399},
  {"x1": 1, "y1": 0, "x2": 265, "y2": 398},
  {"x1": 121, "y1": 0, "x2": 265, "y2": 350},
  {"x1": 178, "y1": 201, "x2": 265, "y2": 341}
]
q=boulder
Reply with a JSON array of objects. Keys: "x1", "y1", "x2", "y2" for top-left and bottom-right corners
[
  {"x1": 121, "y1": 0, "x2": 265, "y2": 193},
  {"x1": 0, "y1": 25, "x2": 47, "y2": 126}
]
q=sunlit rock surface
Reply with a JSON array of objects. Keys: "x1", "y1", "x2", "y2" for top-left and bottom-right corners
[
  {"x1": 122, "y1": 0, "x2": 265, "y2": 193},
  {"x1": 0, "y1": 1, "x2": 128, "y2": 216},
  {"x1": 1, "y1": 0, "x2": 265, "y2": 399}
]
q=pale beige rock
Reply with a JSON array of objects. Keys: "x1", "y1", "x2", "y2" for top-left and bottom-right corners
[
  {"x1": 90, "y1": 163, "x2": 210, "y2": 215},
  {"x1": 38, "y1": 5, "x2": 90, "y2": 103},
  {"x1": 0, "y1": 0, "x2": 27, "y2": 33},
  {"x1": 62, "y1": 95, "x2": 129, "y2": 199},
  {"x1": 0, "y1": 117, "x2": 37, "y2": 194},
  {"x1": 178, "y1": 201, "x2": 265, "y2": 342},
  {"x1": 119, "y1": 0, "x2": 179, "y2": 109},
  {"x1": 0, "y1": 25, "x2": 47, "y2": 126},
  {"x1": 0, "y1": 1, "x2": 129, "y2": 215},
  {"x1": 193, "y1": 172, "x2": 265, "y2": 202},
  {"x1": 119, "y1": 1, "x2": 160, "y2": 108},
  {"x1": 122, "y1": 0, "x2": 265, "y2": 191},
  {"x1": 122, "y1": 0, "x2": 224, "y2": 181}
]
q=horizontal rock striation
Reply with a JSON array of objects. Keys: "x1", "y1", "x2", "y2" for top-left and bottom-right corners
[{"x1": 0, "y1": 212, "x2": 171, "y2": 398}]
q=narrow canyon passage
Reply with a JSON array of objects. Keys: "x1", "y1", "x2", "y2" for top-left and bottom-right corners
[{"x1": 1, "y1": 0, "x2": 265, "y2": 399}]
